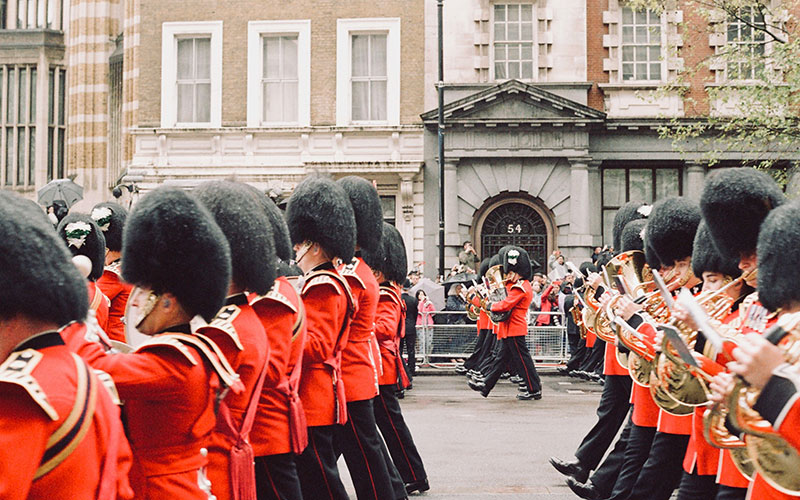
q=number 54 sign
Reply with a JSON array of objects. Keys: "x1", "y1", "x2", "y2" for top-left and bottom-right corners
[{"x1": 506, "y1": 223, "x2": 523, "y2": 234}]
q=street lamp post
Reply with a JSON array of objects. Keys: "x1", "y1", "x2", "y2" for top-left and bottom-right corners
[{"x1": 437, "y1": 0, "x2": 445, "y2": 279}]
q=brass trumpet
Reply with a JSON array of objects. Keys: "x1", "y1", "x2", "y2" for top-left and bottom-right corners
[{"x1": 482, "y1": 265, "x2": 512, "y2": 323}]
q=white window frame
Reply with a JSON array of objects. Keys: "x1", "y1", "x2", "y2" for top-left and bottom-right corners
[
  {"x1": 722, "y1": 8, "x2": 769, "y2": 84},
  {"x1": 489, "y1": 2, "x2": 537, "y2": 82},
  {"x1": 161, "y1": 21, "x2": 223, "y2": 128},
  {"x1": 618, "y1": 7, "x2": 667, "y2": 84},
  {"x1": 336, "y1": 18, "x2": 401, "y2": 127},
  {"x1": 247, "y1": 20, "x2": 311, "y2": 128}
]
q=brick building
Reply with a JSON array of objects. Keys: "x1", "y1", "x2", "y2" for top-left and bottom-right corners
[{"x1": 421, "y1": 0, "x2": 799, "y2": 276}]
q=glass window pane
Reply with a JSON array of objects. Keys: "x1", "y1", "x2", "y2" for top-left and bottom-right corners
[
  {"x1": 18, "y1": 129, "x2": 25, "y2": 183},
  {"x1": 30, "y1": 68, "x2": 36, "y2": 123},
  {"x1": 635, "y1": 46, "x2": 647, "y2": 61},
  {"x1": 195, "y1": 83, "x2": 210, "y2": 122},
  {"x1": 655, "y1": 168, "x2": 679, "y2": 200},
  {"x1": 352, "y1": 35, "x2": 369, "y2": 77},
  {"x1": 495, "y1": 44, "x2": 505, "y2": 62},
  {"x1": 602, "y1": 169, "x2": 626, "y2": 206},
  {"x1": 622, "y1": 46, "x2": 634, "y2": 61},
  {"x1": 629, "y1": 169, "x2": 653, "y2": 203},
  {"x1": 7, "y1": 68, "x2": 15, "y2": 122},
  {"x1": 622, "y1": 26, "x2": 633, "y2": 44},
  {"x1": 650, "y1": 63, "x2": 661, "y2": 80},
  {"x1": 508, "y1": 61, "x2": 520, "y2": 79},
  {"x1": 47, "y1": 127, "x2": 53, "y2": 181},
  {"x1": 18, "y1": 69, "x2": 27, "y2": 124},
  {"x1": 521, "y1": 22, "x2": 533, "y2": 40},
  {"x1": 494, "y1": 4, "x2": 505, "y2": 22},
  {"x1": 370, "y1": 35, "x2": 387, "y2": 77},
  {"x1": 177, "y1": 83, "x2": 194, "y2": 122},
  {"x1": 28, "y1": 131, "x2": 35, "y2": 184},
  {"x1": 5, "y1": 129, "x2": 13, "y2": 185},
  {"x1": 283, "y1": 36, "x2": 298, "y2": 79},
  {"x1": 622, "y1": 8, "x2": 634, "y2": 24},
  {"x1": 195, "y1": 38, "x2": 210, "y2": 79},
  {"x1": 177, "y1": 39, "x2": 193, "y2": 79},
  {"x1": 649, "y1": 25, "x2": 661, "y2": 39},
  {"x1": 521, "y1": 44, "x2": 533, "y2": 61},
  {"x1": 370, "y1": 80, "x2": 386, "y2": 121},
  {"x1": 636, "y1": 63, "x2": 647, "y2": 77},
  {"x1": 649, "y1": 45, "x2": 660, "y2": 60},
  {"x1": 57, "y1": 70, "x2": 65, "y2": 125},
  {"x1": 57, "y1": 128, "x2": 64, "y2": 178},
  {"x1": 520, "y1": 4, "x2": 533, "y2": 21},
  {"x1": 263, "y1": 37, "x2": 281, "y2": 78},
  {"x1": 282, "y1": 81, "x2": 298, "y2": 122},
  {"x1": 727, "y1": 23, "x2": 738, "y2": 42},
  {"x1": 508, "y1": 44, "x2": 520, "y2": 61},
  {"x1": 636, "y1": 10, "x2": 647, "y2": 24},
  {"x1": 263, "y1": 81, "x2": 282, "y2": 122},
  {"x1": 603, "y1": 210, "x2": 617, "y2": 247},
  {"x1": 352, "y1": 81, "x2": 368, "y2": 121},
  {"x1": 507, "y1": 22, "x2": 519, "y2": 41},
  {"x1": 508, "y1": 5, "x2": 518, "y2": 21},
  {"x1": 622, "y1": 63, "x2": 633, "y2": 80},
  {"x1": 521, "y1": 61, "x2": 533, "y2": 79},
  {"x1": 635, "y1": 26, "x2": 647, "y2": 43},
  {"x1": 495, "y1": 62, "x2": 507, "y2": 80},
  {"x1": 495, "y1": 24, "x2": 506, "y2": 41},
  {"x1": 48, "y1": 69, "x2": 54, "y2": 124}
]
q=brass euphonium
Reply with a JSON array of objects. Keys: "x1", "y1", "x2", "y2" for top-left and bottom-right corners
[
  {"x1": 464, "y1": 285, "x2": 484, "y2": 322},
  {"x1": 727, "y1": 312, "x2": 800, "y2": 494},
  {"x1": 483, "y1": 265, "x2": 512, "y2": 323}
]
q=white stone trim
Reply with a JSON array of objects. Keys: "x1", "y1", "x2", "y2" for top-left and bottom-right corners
[
  {"x1": 160, "y1": 21, "x2": 223, "y2": 128},
  {"x1": 247, "y1": 20, "x2": 311, "y2": 128},
  {"x1": 336, "y1": 18, "x2": 401, "y2": 127}
]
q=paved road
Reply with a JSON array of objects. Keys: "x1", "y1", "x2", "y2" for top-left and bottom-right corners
[{"x1": 338, "y1": 371, "x2": 604, "y2": 499}]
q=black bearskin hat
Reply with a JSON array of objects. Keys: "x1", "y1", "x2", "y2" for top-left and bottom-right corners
[
  {"x1": 122, "y1": 187, "x2": 231, "y2": 322},
  {"x1": 91, "y1": 202, "x2": 128, "y2": 252},
  {"x1": 502, "y1": 246, "x2": 533, "y2": 281},
  {"x1": 700, "y1": 167, "x2": 785, "y2": 260},
  {"x1": 613, "y1": 201, "x2": 651, "y2": 252},
  {"x1": 241, "y1": 184, "x2": 293, "y2": 263},
  {"x1": 644, "y1": 241, "x2": 661, "y2": 271},
  {"x1": 286, "y1": 175, "x2": 356, "y2": 263},
  {"x1": 645, "y1": 197, "x2": 700, "y2": 265},
  {"x1": 692, "y1": 222, "x2": 740, "y2": 278},
  {"x1": 194, "y1": 181, "x2": 276, "y2": 295},
  {"x1": 757, "y1": 200, "x2": 800, "y2": 312},
  {"x1": 57, "y1": 213, "x2": 106, "y2": 281},
  {"x1": 368, "y1": 223, "x2": 408, "y2": 284},
  {"x1": 337, "y1": 176, "x2": 383, "y2": 253},
  {"x1": 579, "y1": 261, "x2": 597, "y2": 277},
  {"x1": 0, "y1": 191, "x2": 88, "y2": 325},
  {"x1": 488, "y1": 253, "x2": 501, "y2": 270},
  {"x1": 620, "y1": 219, "x2": 647, "y2": 253},
  {"x1": 478, "y1": 258, "x2": 492, "y2": 279}
]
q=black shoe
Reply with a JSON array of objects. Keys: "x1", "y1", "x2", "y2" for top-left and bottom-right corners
[
  {"x1": 405, "y1": 478, "x2": 430, "y2": 494},
  {"x1": 516, "y1": 391, "x2": 541, "y2": 400},
  {"x1": 548, "y1": 457, "x2": 589, "y2": 483},
  {"x1": 471, "y1": 374, "x2": 486, "y2": 383},
  {"x1": 518, "y1": 385, "x2": 528, "y2": 392},
  {"x1": 500, "y1": 372, "x2": 511, "y2": 379},
  {"x1": 557, "y1": 367, "x2": 569, "y2": 375},
  {"x1": 406, "y1": 383, "x2": 413, "y2": 390},
  {"x1": 467, "y1": 379, "x2": 486, "y2": 392},
  {"x1": 568, "y1": 370, "x2": 580, "y2": 378},
  {"x1": 396, "y1": 390, "x2": 405, "y2": 399},
  {"x1": 509, "y1": 375, "x2": 523, "y2": 384},
  {"x1": 565, "y1": 477, "x2": 600, "y2": 500},
  {"x1": 455, "y1": 365, "x2": 468, "y2": 374}
]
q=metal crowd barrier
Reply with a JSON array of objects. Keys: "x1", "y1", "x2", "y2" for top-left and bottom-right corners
[{"x1": 409, "y1": 310, "x2": 568, "y2": 366}]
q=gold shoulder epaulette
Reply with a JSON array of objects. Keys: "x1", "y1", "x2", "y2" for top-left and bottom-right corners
[
  {"x1": 197, "y1": 304, "x2": 243, "y2": 351},
  {"x1": 302, "y1": 274, "x2": 343, "y2": 295},
  {"x1": 257, "y1": 283, "x2": 299, "y2": 313},
  {"x1": 379, "y1": 285, "x2": 402, "y2": 305},
  {"x1": 135, "y1": 335, "x2": 199, "y2": 366},
  {"x1": 340, "y1": 258, "x2": 365, "y2": 288},
  {"x1": 104, "y1": 261, "x2": 123, "y2": 277},
  {"x1": 0, "y1": 349, "x2": 59, "y2": 421},
  {"x1": 92, "y1": 369, "x2": 121, "y2": 405}
]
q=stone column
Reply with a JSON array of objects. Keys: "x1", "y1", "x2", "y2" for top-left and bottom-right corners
[
  {"x1": 399, "y1": 173, "x2": 416, "y2": 266},
  {"x1": 566, "y1": 157, "x2": 593, "y2": 262},
  {"x1": 684, "y1": 161, "x2": 706, "y2": 201},
  {"x1": 588, "y1": 160, "x2": 603, "y2": 248}
]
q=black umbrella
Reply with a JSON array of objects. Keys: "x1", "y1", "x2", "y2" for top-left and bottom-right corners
[{"x1": 38, "y1": 178, "x2": 84, "y2": 209}]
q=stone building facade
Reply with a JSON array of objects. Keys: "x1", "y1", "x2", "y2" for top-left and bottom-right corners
[{"x1": 420, "y1": 0, "x2": 799, "y2": 277}]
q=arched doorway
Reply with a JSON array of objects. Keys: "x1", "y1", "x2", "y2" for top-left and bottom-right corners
[{"x1": 474, "y1": 195, "x2": 554, "y2": 272}]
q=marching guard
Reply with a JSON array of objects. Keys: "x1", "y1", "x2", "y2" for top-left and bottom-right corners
[
  {"x1": 0, "y1": 191, "x2": 133, "y2": 499},
  {"x1": 285, "y1": 175, "x2": 356, "y2": 500},
  {"x1": 90, "y1": 202, "x2": 132, "y2": 343},
  {"x1": 193, "y1": 180, "x2": 276, "y2": 500},
  {"x1": 75, "y1": 188, "x2": 243, "y2": 499}
]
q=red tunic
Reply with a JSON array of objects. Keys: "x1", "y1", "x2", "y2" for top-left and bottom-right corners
[
  {"x1": 201, "y1": 295, "x2": 270, "y2": 500},
  {"x1": 299, "y1": 264, "x2": 354, "y2": 427},
  {"x1": 249, "y1": 277, "x2": 308, "y2": 456},
  {"x1": 375, "y1": 283, "x2": 410, "y2": 387},
  {"x1": 490, "y1": 280, "x2": 533, "y2": 338},
  {"x1": 339, "y1": 257, "x2": 380, "y2": 402},
  {"x1": 81, "y1": 327, "x2": 241, "y2": 500},
  {"x1": 604, "y1": 341, "x2": 630, "y2": 376},
  {"x1": 0, "y1": 332, "x2": 133, "y2": 500},
  {"x1": 95, "y1": 261, "x2": 132, "y2": 343},
  {"x1": 631, "y1": 319, "x2": 659, "y2": 428},
  {"x1": 88, "y1": 280, "x2": 110, "y2": 333}
]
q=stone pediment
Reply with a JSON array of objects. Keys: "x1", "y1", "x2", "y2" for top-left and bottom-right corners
[{"x1": 421, "y1": 80, "x2": 605, "y2": 126}]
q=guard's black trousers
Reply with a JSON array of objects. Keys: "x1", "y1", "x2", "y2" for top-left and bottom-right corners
[
  {"x1": 483, "y1": 336, "x2": 542, "y2": 395},
  {"x1": 401, "y1": 334, "x2": 417, "y2": 380},
  {"x1": 574, "y1": 374, "x2": 632, "y2": 471},
  {"x1": 566, "y1": 337, "x2": 587, "y2": 372},
  {"x1": 255, "y1": 453, "x2": 304, "y2": 500},
  {"x1": 586, "y1": 412, "x2": 631, "y2": 498},
  {"x1": 477, "y1": 334, "x2": 500, "y2": 375},
  {"x1": 374, "y1": 384, "x2": 428, "y2": 485},
  {"x1": 295, "y1": 425, "x2": 349, "y2": 500},
  {"x1": 676, "y1": 470, "x2": 718, "y2": 500},
  {"x1": 716, "y1": 485, "x2": 747, "y2": 500},
  {"x1": 463, "y1": 329, "x2": 492, "y2": 371},
  {"x1": 334, "y1": 398, "x2": 397, "y2": 500},
  {"x1": 628, "y1": 431, "x2": 690, "y2": 500},
  {"x1": 589, "y1": 417, "x2": 656, "y2": 500}
]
